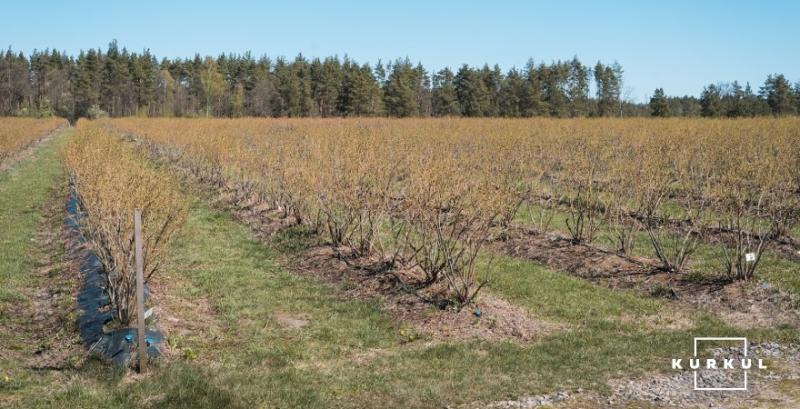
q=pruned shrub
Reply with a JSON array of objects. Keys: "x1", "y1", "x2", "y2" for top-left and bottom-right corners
[
  {"x1": 636, "y1": 142, "x2": 708, "y2": 274},
  {"x1": 562, "y1": 139, "x2": 606, "y2": 244},
  {"x1": 64, "y1": 120, "x2": 186, "y2": 325},
  {"x1": 712, "y1": 135, "x2": 800, "y2": 281},
  {"x1": 400, "y1": 153, "x2": 502, "y2": 305}
]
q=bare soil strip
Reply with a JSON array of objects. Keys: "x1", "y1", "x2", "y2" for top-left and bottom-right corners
[{"x1": 293, "y1": 245, "x2": 562, "y2": 342}]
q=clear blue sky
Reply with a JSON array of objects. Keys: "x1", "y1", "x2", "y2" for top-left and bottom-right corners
[{"x1": 3, "y1": 0, "x2": 799, "y2": 101}]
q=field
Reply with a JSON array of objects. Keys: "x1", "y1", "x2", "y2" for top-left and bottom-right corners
[{"x1": 1, "y1": 117, "x2": 800, "y2": 408}]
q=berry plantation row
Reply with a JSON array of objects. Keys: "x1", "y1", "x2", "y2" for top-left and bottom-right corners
[
  {"x1": 65, "y1": 120, "x2": 186, "y2": 325},
  {"x1": 96, "y1": 117, "x2": 800, "y2": 304},
  {"x1": 0, "y1": 117, "x2": 65, "y2": 164}
]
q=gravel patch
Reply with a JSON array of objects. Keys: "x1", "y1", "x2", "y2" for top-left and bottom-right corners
[
  {"x1": 464, "y1": 343, "x2": 800, "y2": 408},
  {"x1": 608, "y1": 342, "x2": 800, "y2": 408}
]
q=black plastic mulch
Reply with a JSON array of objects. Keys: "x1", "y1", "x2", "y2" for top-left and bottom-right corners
[{"x1": 67, "y1": 191, "x2": 163, "y2": 367}]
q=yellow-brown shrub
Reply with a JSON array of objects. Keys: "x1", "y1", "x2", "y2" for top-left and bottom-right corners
[{"x1": 64, "y1": 120, "x2": 186, "y2": 324}]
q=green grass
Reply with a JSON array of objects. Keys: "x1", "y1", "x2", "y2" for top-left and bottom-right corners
[
  {"x1": 791, "y1": 224, "x2": 800, "y2": 240},
  {"x1": 0, "y1": 130, "x2": 69, "y2": 304},
  {"x1": 165, "y1": 204, "x2": 399, "y2": 362},
  {"x1": 478, "y1": 254, "x2": 662, "y2": 329}
]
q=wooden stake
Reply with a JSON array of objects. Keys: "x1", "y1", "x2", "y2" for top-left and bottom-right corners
[{"x1": 134, "y1": 209, "x2": 147, "y2": 373}]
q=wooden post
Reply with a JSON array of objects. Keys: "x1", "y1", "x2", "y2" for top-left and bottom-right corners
[{"x1": 134, "y1": 209, "x2": 147, "y2": 373}]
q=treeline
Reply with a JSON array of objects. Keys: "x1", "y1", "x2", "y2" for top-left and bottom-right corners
[
  {"x1": 649, "y1": 76, "x2": 800, "y2": 117},
  {"x1": 0, "y1": 41, "x2": 627, "y2": 119},
  {"x1": 1, "y1": 41, "x2": 798, "y2": 120}
]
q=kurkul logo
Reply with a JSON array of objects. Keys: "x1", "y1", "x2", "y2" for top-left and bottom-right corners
[{"x1": 672, "y1": 337, "x2": 767, "y2": 391}]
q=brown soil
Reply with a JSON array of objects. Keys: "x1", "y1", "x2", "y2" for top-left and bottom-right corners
[
  {"x1": 274, "y1": 312, "x2": 311, "y2": 329},
  {"x1": 215, "y1": 190, "x2": 299, "y2": 238},
  {"x1": 499, "y1": 227, "x2": 800, "y2": 329},
  {"x1": 500, "y1": 228, "x2": 653, "y2": 285},
  {"x1": 292, "y1": 245, "x2": 562, "y2": 342},
  {"x1": 774, "y1": 236, "x2": 800, "y2": 263}
]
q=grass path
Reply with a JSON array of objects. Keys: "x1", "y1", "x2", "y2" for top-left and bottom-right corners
[
  {"x1": 0, "y1": 130, "x2": 69, "y2": 304},
  {"x1": 0, "y1": 129, "x2": 87, "y2": 407}
]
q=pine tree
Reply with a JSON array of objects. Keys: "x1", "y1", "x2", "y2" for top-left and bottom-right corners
[
  {"x1": 310, "y1": 56, "x2": 341, "y2": 117},
  {"x1": 700, "y1": 84, "x2": 723, "y2": 117},
  {"x1": 2, "y1": 42, "x2": 800, "y2": 120},
  {"x1": 521, "y1": 59, "x2": 544, "y2": 116},
  {"x1": 431, "y1": 68, "x2": 460, "y2": 116},
  {"x1": 246, "y1": 57, "x2": 274, "y2": 117},
  {"x1": 374, "y1": 59, "x2": 387, "y2": 88},
  {"x1": 498, "y1": 68, "x2": 525, "y2": 117},
  {"x1": 594, "y1": 61, "x2": 622, "y2": 116},
  {"x1": 454, "y1": 65, "x2": 490, "y2": 117},
  {"x1": 725, "y1": 81, "x2": 744, "y2": 117},
  {"x1": 480, "y1": 64, "x2": 503, "y2": 117},
  {"x1": 0, "y1": 49, "x2": 31, "y2": 115},
  {"x1": 199, "y1": 57, "x2": 225, "y2": 117},
  {"x1": 795, "y1": 82, "x2": 800, "y2": 114},
  {"x1": 130, "y1": 50, "x2": 159, "y2": 115},
  {"x1": 292, "y1": 54, "x2": 315, "y2": 116},
  {"x1": 649, "y1": 88, "x2": 670, "y2": 117},
  {"x1": 761, "y1": 74, "x2": 796, "y2": 116},
  {"x1": 337, "y1": 61, "x2": 382, "y2": 116},
  {"x1": 383, "y1": 58, "x2": 420, "y2": 117},
  {"x1": 414, "y1": 63, "x2": 432, "y2": 116},
  {"x1": 567, "y1": 57, "x2": 589, "y2": 117},
  {"x1": 72, "y1": 49, "x2": 102, "y2": 118}
]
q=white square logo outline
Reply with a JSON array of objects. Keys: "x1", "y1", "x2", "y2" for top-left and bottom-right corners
[{"x1": 693, "y1": 337, "x2": 748, "y2": 391}]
